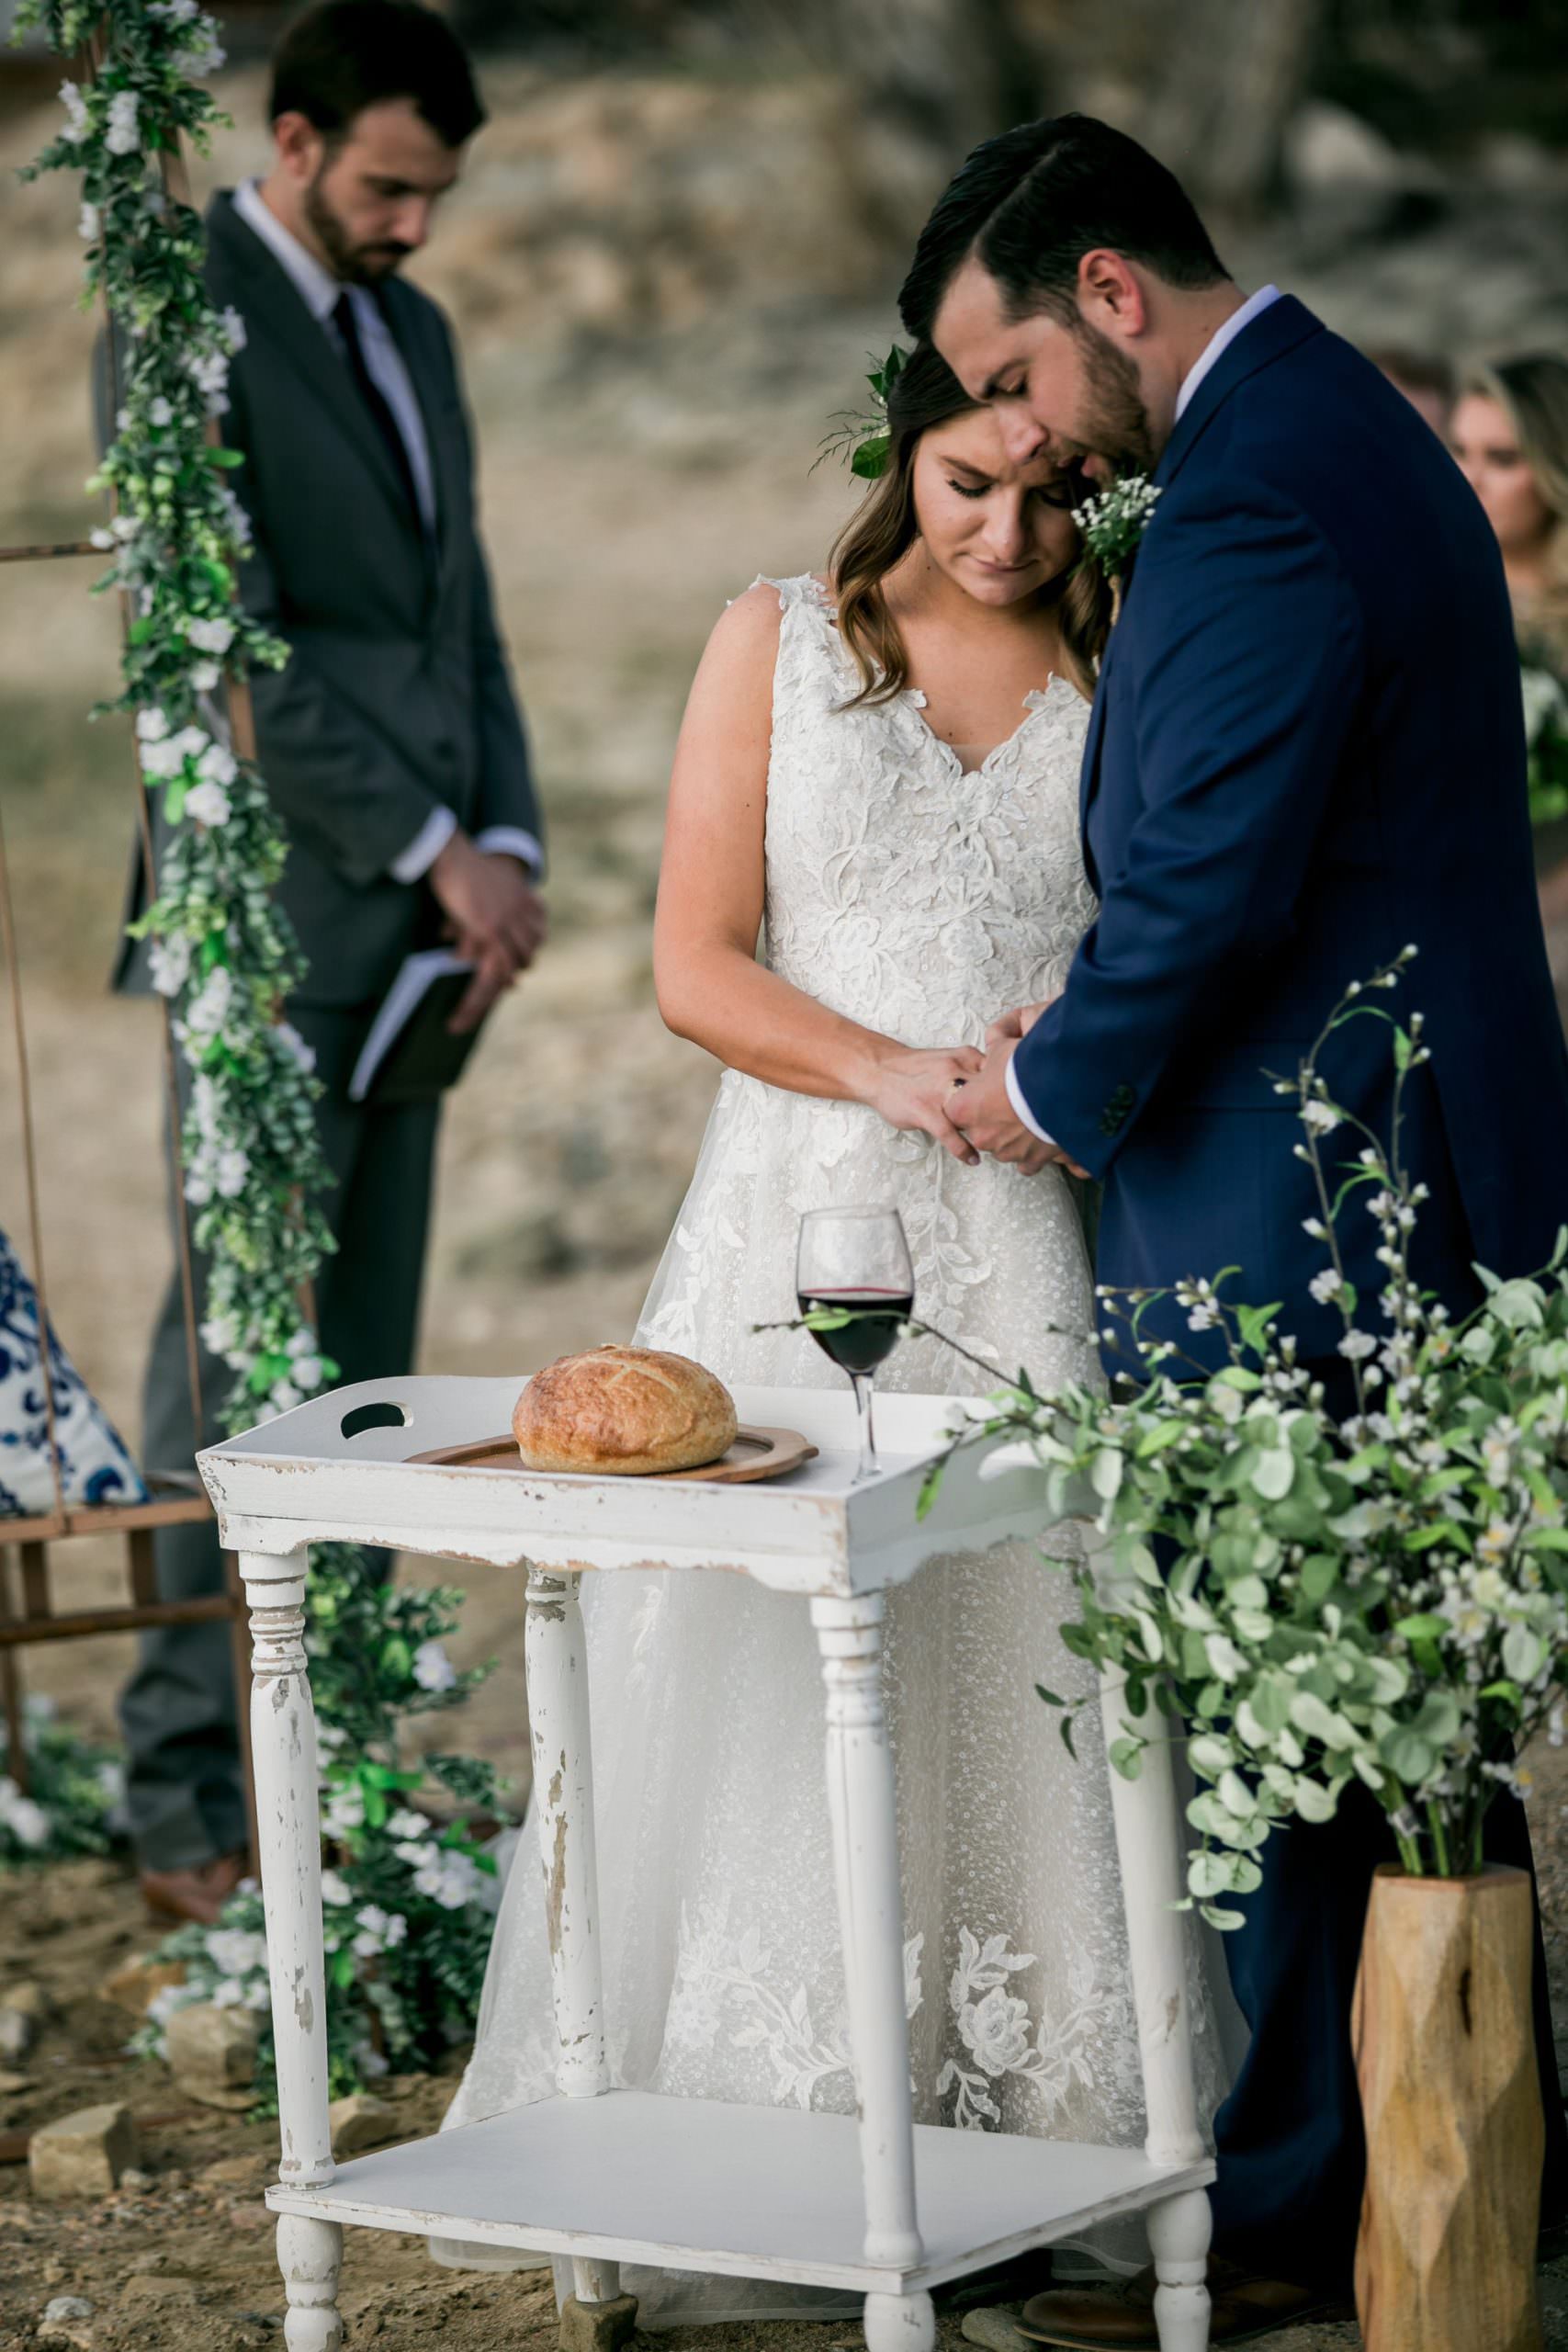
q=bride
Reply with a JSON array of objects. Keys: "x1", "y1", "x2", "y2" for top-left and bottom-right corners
[{"x1": 437, "y1": 343, "x2": 1222, "y2": 2314}]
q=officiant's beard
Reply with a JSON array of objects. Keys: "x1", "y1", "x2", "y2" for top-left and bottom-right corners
[
  {"x1": 305, "y1": 166, "x2": 413, "y2": 286},
  {"x1": 1069, "y1": 320, "x2": 1156, "y2": 476}
]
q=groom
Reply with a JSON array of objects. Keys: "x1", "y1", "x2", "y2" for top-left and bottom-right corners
[{"x1": 908, "y1": 116, "x2": 1568, "y2": 2342}]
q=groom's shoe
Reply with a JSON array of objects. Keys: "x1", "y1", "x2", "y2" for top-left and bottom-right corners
[{"x1": 1015, "y1": 2256, "x2": 1349, "y2": 2348}]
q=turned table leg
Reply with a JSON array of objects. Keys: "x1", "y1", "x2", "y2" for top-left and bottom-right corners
[
  {"x1": 811, "y1": 1593, "x2": 934, "y2": 2352},
  {"x1": 1100, "y1": 1666, "x2": 1212, "y2": 2352},
  {"x1": 525, "y1": 1566, "x2": 635, "y2": 2350},
  {"x1": 240, "y1": 1551, "x2": 343, "y2": 2352}
]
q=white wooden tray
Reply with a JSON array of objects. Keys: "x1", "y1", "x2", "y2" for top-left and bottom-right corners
[{"x1": 198, "y1": 1378, "x2": 1086, "y2": 1597}]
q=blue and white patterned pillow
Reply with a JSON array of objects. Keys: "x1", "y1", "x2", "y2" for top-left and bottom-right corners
[{"x1": 0, "y1": 1227, "x2": 148, "y2": 1517}]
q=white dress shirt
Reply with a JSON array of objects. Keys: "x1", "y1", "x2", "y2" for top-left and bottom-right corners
[
  {"x1": 1003, "y1": 285, "x2": 1282, "y2": 1148},
  {"x1": 231, "y1": 180, "x2": 541, "y2": 884}
]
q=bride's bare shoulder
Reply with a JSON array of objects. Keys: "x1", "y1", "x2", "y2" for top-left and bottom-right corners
[{"x1": 694, "y1": 578, "x2": 787, "y2": 680}]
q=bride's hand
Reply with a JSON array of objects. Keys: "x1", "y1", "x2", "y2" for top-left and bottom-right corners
[{"x1": 862, "y1": 1045, "x2": 986, "y2": 1166}]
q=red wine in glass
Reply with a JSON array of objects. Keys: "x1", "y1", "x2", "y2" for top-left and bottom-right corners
[
  {"x1": 795, "y1": 1207, "x2": 915, "y2": 1481},
  {"x1": 797, "y1": 1287, "x2": 914, "y2": 1374}
]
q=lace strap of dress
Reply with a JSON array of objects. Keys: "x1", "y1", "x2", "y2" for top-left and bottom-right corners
[{"x1": 747, "y1": 572, "x2": 837, "y2": 617}]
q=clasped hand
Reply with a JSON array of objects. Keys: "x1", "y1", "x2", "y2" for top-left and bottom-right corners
[
  {"x1": 430, "y1": 830, "x2": 548, "y2": 1035},
  {"x1": 868, "y1": 1002, "x2": 1089, "y2": 1181}
]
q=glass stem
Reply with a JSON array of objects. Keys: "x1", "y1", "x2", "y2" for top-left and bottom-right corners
[{"x1": 851, "y1": 1373, "x2": 879, "y2": 1482}]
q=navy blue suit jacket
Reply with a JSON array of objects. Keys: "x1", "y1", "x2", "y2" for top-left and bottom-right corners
[{"x1": 1011, "y1": 296, "x2": 1568, "y2": 1363}]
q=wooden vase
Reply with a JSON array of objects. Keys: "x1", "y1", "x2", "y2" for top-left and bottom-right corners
[{"x1": 1352, "y1": 1862, "x2": 1544, "y2": 2352}]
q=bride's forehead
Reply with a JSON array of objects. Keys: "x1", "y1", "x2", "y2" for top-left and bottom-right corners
[{"x1": 923, "y1": 407, "x2": 1068, "y2": 487}]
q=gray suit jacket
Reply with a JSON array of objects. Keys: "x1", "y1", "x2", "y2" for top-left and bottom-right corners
[{"x1": 115, "y1": 189, "x2": 541, "y2": 1007}]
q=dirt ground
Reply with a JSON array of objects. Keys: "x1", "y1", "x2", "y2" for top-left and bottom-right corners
[{"x1": 6, "y1": 1836, "x2": 1568, "y2": 2352}]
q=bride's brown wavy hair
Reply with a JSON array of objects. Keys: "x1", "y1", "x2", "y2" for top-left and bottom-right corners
[{"x1": 830, "y1": 342, "x2": 1111, "y2": 707}]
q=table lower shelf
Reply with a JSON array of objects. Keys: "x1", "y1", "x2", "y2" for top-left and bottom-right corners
[{"x1": 266, "y1": 2089, "x2": 1213, "y2": 2294}]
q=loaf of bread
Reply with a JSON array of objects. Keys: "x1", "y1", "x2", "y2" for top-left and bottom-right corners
[{"x1": 513, "y1": 1344, "x2": 739, "y2": 1476}]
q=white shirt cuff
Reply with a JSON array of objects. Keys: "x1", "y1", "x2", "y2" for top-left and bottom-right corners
[
  {"x1": 390, "y1": 805, "x2": 457, "y2": 885},
  {"x1": 1005, "y1": 1050, "x2": 1055, "y2": 1147},
  {"x1": 475, "y1": 826, "x2": 543, "y2": 875}
]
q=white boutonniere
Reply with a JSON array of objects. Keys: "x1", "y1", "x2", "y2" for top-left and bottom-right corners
[{"x1": 1072, "y1": 473, "x2": 1161, "y2": 623}]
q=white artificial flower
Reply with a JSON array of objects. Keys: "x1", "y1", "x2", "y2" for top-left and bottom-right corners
[
  {"x1": 319, "y1": 1869, "x2": 353, "y2": 1907},
  {"x1": 272, "y1": 1021, "x2": 317, "y2": 1074},
  {"x1": 189, "y1": 661, "x2": 222, "y2": 693},
  {"x1": 201, "y1": 1310, "x2": 240, "y2": 1356},
  {"x1": 197, "y1": 740, "x2": 238, "y2": 785},
  {"x1": 147, "y1": 935, "x2": 192, "y2": 998},
  {"x1": 78, "y1": 201, "x2": 100, "y2": 243},
  {"x1": 90, "y1": 526, "x2": 115, "y2": 551},
  {"x1": 187, "y1": 616, "x2": 235, "y2": 657},
  {"x1": 1301, "y1": 1100, "x2": 1341, "y2": 1136},
  {"x1": 184, "y1": 779, "x2": 231, "y2": 830},
  {"x1": 148, "y1": 395, "x2": 174, "y2": 428},
  {"x1": 215, "y1": 1147, "x2": 249, "y2": 1197},
  {"x1": 183, "y1": 965, "x2": 232, "y2": 1042},
  {"x1": 412, "y1": 1641, "x2": 457, "y2": 1693},
  {"x1": 210, "y1": 1978, "x2": 247, "y2": 2008},
  {"x1": 207, "y1": 1927, "x2": 268, "y2": 1979},
  {"x1": 1308, "y1": 1269, "x2": 1342, "y2": 1306},
  {"x1": 0, "y1": 1777, "x2": 50, "y2": 1849},
  {"x1": 137, "y1": 707, "x2": 172, "y2": 744},
  {"x1": 1338, "y1": 1331, "x2": 1378, "y2": 1362},
  {"x1": 387, "y1": 1810, "x2": 428, "y2": 1842},
  {"x1": 219, "y1": 484, "x2": 253, "y2": 551},
  {"x1": 105, "y1": 90, "x2": 140, "y2": 156},
  {"x1": 289, "y1": 1355, "x2": 325, "y2": 1394},
  {"x1": 267, "y1": 1381, "x2": 302, "y2": 1416},
  {"x1": 221, "y1": 305, "x2": 247, "y2": 353},
  {"x1": 322, "y1": 1782, "x2": 366, "y2": 1838},
  {"x1": 412, "y1": 1848, "x2": 484, "y2": 1910},
  {"x1": 58, "y1": 79, "x2": 90, "y2": 145}
]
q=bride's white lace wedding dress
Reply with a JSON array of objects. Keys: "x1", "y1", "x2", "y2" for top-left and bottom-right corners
[{"x1": 436, "y1": 574, "x2": 1224, "y2": 2316}]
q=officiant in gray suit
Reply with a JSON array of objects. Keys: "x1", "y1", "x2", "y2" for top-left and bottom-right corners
[{"x1": 115, "y1": 0, "x2": 547, "y2": 1925}]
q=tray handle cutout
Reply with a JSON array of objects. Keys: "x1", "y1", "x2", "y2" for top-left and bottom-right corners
[{"x1": 341, "y1": 1399, "x2": 411, "y2": 1442}]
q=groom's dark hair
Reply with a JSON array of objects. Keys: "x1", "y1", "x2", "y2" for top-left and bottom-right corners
[
  {"x1": 899, "y1": 115, "x2": 1228, "y2": 341},
  {"x1": 270, "y1": 0, "x2": 485, "y2": 151}
]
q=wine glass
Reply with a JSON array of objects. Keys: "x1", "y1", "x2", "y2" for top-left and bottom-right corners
[{"x1": 795, "y1": 1206, "x2": 915, "y2": 1484}]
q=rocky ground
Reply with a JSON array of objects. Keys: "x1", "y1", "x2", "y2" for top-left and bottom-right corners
[
  {"x1": 6, "y1": 41, "x2": 1568, "y2": 2352},
  {"x1": 3, "y1": 1844, "x2": 1568, "y2": 2350}
]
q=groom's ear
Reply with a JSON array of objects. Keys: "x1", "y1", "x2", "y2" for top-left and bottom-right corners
[{"x1": 1077, "y1": 249, "x2": 1147, "y2": 342}]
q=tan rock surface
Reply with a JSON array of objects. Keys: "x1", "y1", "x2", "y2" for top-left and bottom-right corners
[{"x1": 29, "y1": 2103, "x2": 139, "y2": 2201}]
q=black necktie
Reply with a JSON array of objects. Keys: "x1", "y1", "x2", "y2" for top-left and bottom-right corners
[{"x1": 332, "y1": 289, "x2": 423, "y2": 531}]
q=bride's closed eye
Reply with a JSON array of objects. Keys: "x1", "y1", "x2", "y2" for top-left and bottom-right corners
[{"x1": 944, "y1": 478, "x2": 1077, "y2": 506}]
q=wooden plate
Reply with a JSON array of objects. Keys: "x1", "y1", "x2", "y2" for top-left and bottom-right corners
[{"x1": 406, "y1": 1425, "x2": 818, "y2": 1486}]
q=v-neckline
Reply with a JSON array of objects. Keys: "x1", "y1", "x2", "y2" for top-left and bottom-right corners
[
  {"x1": 801, "y1": 575, "x2": 1063, "y2": 782},
  {"x1": 900, "y1": 679, "x2": 1060, "y2": 780}
]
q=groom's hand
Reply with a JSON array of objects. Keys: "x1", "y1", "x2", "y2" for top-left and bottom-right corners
[
  {"x1": 986, "y1": 1000, "x2": 1051, "y2": 1053},
  {"x1": 949, "y1": 1050, "x2": 1089, "y2": 1180}
]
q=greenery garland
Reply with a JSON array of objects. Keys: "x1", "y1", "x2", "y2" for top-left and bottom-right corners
[
  {"x1": 13, "y1": 0, "x2": 506, "y2": 2093},
  {"x1": 18, "y1": 0, "x2": 335, "y2": 1429}
]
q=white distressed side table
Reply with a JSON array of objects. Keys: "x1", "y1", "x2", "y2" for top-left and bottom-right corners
[{"x1": 198, "y1": 1376, "x2": 1215, "y2": 2352}]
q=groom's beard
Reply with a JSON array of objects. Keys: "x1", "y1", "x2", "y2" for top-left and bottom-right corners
[
  {"x1": 305, "y1": 168, "x2": 414, "y2": 286},
  {"x1": 1071, "y1": 320, "x2": 1157, "y2": 477}
]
